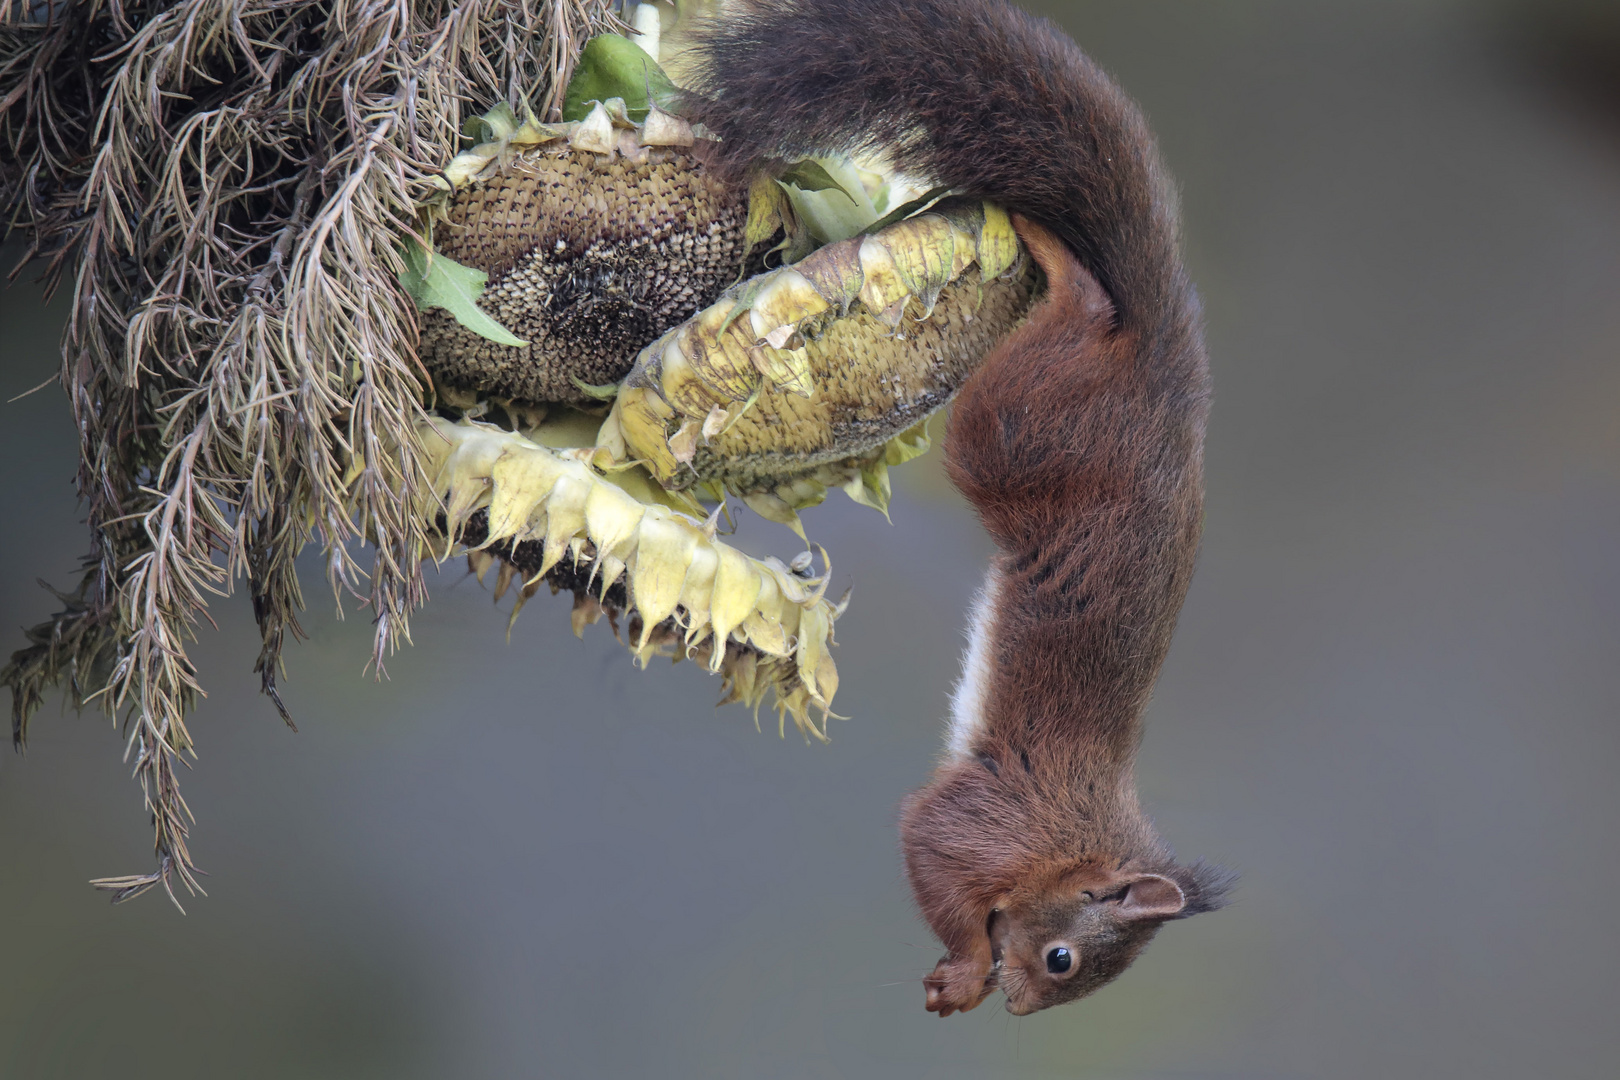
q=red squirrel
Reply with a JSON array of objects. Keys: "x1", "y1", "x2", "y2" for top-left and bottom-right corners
[{"x1": 684, "y1": 0, "x2": 1231, "y2": 1015}]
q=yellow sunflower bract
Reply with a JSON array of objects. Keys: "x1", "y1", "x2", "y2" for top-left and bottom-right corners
[{"x1": 416, "y1": 417, "x2": 844, "y2": 738}]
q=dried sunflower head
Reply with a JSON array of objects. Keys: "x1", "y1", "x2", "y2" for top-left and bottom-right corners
[
  {"x1": 596, "y1": 199, "x2": 1036, "y2": 526},
  {"x1": 418, "y1": 100, "x2": 757, "y2": 405}
]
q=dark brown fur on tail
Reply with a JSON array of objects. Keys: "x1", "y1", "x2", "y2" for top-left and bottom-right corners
[{"x1": 689, "y1": 0, "x2": 1230, "y2": 1015}]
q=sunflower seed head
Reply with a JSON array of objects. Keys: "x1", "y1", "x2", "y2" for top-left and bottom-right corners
[{"x1": 597, "y1": 198, "x2": 1037, "y2": 510}]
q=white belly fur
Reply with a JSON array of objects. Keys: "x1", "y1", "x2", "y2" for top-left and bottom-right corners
[{"x1": 946, "y1": 565, "x2": 1002, "y2": 760}]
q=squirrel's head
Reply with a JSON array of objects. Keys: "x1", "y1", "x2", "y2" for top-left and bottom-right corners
[
  {"x1": 902, "y1": 754, "x2": 1235, "y2": 1016},
  {"x1": 986, "y1": 867, "x2": 1213, "y2": 1014}
]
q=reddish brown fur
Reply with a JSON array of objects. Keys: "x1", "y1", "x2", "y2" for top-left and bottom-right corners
[
  {"x1": 902, "y1": 220, "x2": 1222, "y2": 1015},
  {"x1": 689, "y1": 0, "x2": 1230, "y2": 1015}
]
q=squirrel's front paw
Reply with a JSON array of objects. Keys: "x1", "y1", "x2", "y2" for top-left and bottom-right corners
[{"x1": 923, "y1": 953, "x2": 996, "y2": 1017}]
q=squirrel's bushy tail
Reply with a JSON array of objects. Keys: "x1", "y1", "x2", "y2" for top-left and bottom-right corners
[{"x1": 682, "y1": 0, "x2": 1196, "y2": 346}]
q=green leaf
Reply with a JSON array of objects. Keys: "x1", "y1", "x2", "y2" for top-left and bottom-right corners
[
  {"x1": 778, "y1": 160, "x2": 850, "y2": 196},
  {"x1": 776, "y1": 156, "x2": 881, "y2": 245},
  {"x1": 399, "y1": 241, "x2": 527, "y2": 348},
  {"x1": 562, "y1": 34, "x2": 679, "y2": 122}
]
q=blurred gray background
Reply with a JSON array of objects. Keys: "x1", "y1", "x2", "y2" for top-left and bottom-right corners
[{"x1": 3, "y1": 1, "x2": 1618, "y2": 1077}]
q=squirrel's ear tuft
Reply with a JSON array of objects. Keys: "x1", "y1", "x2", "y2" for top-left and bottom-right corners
[{"x1": 1170, "y1": 860, "x2": 1238, "y2": 917}]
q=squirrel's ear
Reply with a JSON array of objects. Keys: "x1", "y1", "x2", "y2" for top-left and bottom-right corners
[{"x1": 1116, "y1": 874, "x2": 1188, "y2": 921}]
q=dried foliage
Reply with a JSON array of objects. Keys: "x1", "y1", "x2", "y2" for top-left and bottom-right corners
[{"x1": 0, "y1": 0, "x2": 625, "y2": 905}]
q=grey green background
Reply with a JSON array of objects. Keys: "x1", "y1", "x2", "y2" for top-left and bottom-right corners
[{"x1": 3, "y1": 1, "x2": 1618, "y2": 1077}]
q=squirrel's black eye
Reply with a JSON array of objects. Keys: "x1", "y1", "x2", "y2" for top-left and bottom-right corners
[{"x1": 1045, "y1": 946, "x2": 1073, "y2": 974}]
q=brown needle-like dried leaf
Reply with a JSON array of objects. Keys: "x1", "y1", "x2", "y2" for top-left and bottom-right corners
[{"x1": 0, "y1": 0, "x2": 626, "y2": 903}]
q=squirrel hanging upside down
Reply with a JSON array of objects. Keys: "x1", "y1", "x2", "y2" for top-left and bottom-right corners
[{"x1": 683, "y1": 0, "x2": 1233, "y2": 1016}]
